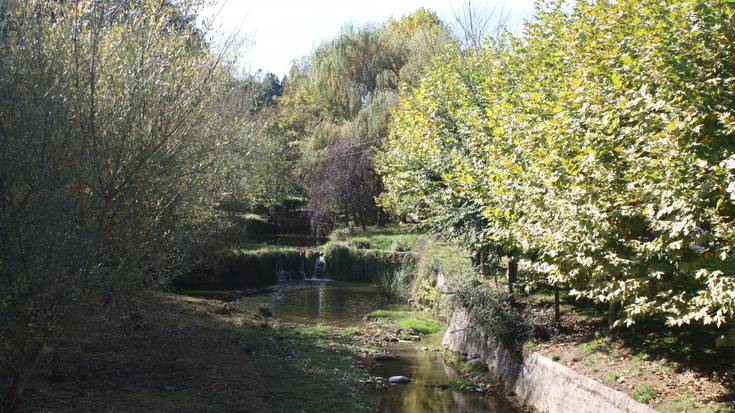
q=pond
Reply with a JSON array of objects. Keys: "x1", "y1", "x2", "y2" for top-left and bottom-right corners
[{"x1": 222, "y1": 280, "x2": 518, "y2": 413}]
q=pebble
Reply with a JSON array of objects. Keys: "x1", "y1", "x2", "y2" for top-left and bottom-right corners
[
  {"x1": 389, "y1": 376, "x2": 411, "y2": 384},
  {"x1": 373, "y1": 352, "x2": 397, "y2": 361}
]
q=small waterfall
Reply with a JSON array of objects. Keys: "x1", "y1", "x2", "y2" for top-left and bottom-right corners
[
  {"x1": 298, "y1": 252, "x2": 307, "y2": 279},
  {"x1": 274, "y1": 252, "x2": 291, "y2": 282},
  {"x1": 313, "y1": 254, "x2": 326, "y2": 279}
]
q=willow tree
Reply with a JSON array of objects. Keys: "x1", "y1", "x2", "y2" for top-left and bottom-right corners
[
  {"x1": 0, "y1": 1, "x2": 249, "y2": 410},
  {"x1": 274, "y1": 9, "x2": 452, "y2": 232}
]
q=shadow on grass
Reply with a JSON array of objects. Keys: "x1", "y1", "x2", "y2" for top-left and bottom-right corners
[
  {"x1": 618, "y1": 321, "x2": 735, "y2": 406},
  {"x1": 3, "y1": 293, "x2": 371, "y2": 413},
  {"x1": 526, "y1": 287, "x2": 735, "y2": 407}
]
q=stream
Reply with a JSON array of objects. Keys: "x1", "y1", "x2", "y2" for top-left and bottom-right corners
[{"x1": 228, "y1": 280, "x2": 518, "y2": 413}]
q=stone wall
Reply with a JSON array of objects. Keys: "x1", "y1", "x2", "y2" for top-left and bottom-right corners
[{"x1": 442, "y1": 309, "x2": 657, "y2": 413}]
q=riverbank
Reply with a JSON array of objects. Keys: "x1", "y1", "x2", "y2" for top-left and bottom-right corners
[
  {"x1": 331, "y1": 227, "x2": 735, "y2": 412},
  {"x1": 6, "y1": 285, "x2": 506, "y2": 413},
  {"x1": 5, "y1": 292, "x2": 376, "y2": 412}
]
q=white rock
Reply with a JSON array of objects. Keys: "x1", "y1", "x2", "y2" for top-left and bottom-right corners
[{"x1": 389, "y1": 376, "x2": 411, "y2": 384}]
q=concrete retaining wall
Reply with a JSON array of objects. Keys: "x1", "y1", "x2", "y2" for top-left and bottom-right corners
[{"x1": 442, "y1": 309, "x2": 657, "y2": 413}]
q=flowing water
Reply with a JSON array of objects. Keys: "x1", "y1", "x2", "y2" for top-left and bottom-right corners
[
  {"x1": 231, "y1": 280, "x2": 518, "y2": 413},
  {"x1": 250, "y1": 280, "x2": 390, "y2": 325}
]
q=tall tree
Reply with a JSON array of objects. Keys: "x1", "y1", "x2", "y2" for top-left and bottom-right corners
[
  {"x1": 378, "y1": 0, "x2": 735, "y2": 342},
  {"x1": 276, "y1": 9, "x2": 452, "y2": 232},
  {"x1": 0, "y1": 1, "x2": 251, "y2": 410}
]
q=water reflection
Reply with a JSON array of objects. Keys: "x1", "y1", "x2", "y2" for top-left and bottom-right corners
[
  {"x1": 234, "y1": 281, "x2": 517, "y2": 413},
  {"x1": 367, "y1": 336, "x2": 517, "y2": 413},
  {"x1": 245, "y1": 280, "x2": 390, "y2": 326}
]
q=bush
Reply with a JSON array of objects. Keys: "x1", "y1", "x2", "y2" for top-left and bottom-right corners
[
  {"x1": 330, "y1": 227, "x2": 354, "y2": 242},
  {"x1": 391, "y1": 239, "x2": 412, "y2": 252},
  {"x1": 376, "y1": 269, "x2": 410, "y2": 300},
  {"x1": 450, "y1": 281, "x2": 535, "y2": 356},
  {"x1": 347, "y1": 237, "x2": 373, "y2": 249}
]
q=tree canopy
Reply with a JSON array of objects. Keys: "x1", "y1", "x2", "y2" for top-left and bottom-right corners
[{"x1": 377, "y1": 0, "x2": 735, "y2": 343}]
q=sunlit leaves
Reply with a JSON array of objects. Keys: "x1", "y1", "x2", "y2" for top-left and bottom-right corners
[{"x1": 378, "y1": 0, "x2": 735, "y2": 341}]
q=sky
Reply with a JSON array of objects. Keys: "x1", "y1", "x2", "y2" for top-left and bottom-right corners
[{"x1": 201, "y1": 0, "x2": 536, "y2": 78}]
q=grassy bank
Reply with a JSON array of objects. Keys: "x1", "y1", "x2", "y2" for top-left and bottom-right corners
[
  {"x1": 7, "y1": 292, "x2": 374, "y2": 413},
  {"x1": 521, "y1": 290, "x2": 735, "y2": 413},
  {"x1": 366, "y1": 309, "x2": 443, "y2": 336},
  {"x1": 328, "y1": 226, "x2": 424, "y2": 252},
  {"x1": 6, "y1": 288, "x2": 453, "y2": 413}
]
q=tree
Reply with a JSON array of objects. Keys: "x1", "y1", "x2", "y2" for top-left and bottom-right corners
[
  {"x1": 274, "y1": 9, "x2": 453, "y2": 232},
  {"x1": 451, "y1": 0, "x2": 509, "y2": 50},
  {"x1": 378, "y1": 0, "x2": 735, "y2": 342},
  {"x1": 0, "y1": 1, "x2": 250, "y2": 410}
]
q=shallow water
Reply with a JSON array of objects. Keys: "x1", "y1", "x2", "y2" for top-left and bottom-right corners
[
  {"x1": 243, "y1": 280, "x2": 391, "y2": 325},
  {"x1": 235, "y1": 280, "x2": 518, "y2": 413},
  {"x1": 366, "y1": 336, "x2": 518, "y2": 413}
]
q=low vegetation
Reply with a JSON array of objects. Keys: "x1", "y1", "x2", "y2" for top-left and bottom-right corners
[
  {"x1": 367, "y1": 309, "x2": 442, "y2": 336},
  {"x1": 4, "y1": 293, "x2": 373, "y2": 413}
]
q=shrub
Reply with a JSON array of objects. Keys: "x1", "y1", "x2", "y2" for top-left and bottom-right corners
[
  {"x1": 347, "y1": 237, "x2": 373, "y2": 249},
  {"x1": 391, "y1": 239, "x2": 412, "y2": 252},
  {"x1": 632, "y1": 383, "x2": 661, "y2": 404},
  {"x1": 450, "y1": 280, "x2": 535, "y2": 356},
  {"x1": 376, "y1": 269, "x2": 410, "y2": 300},
  {"x1": 330, "y1": 227, "x2": 353, "y2": 242}
]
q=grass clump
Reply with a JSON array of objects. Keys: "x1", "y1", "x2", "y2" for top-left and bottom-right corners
[
  {"x1": 604, "y1": 370, "x2": 622, "y2": 385},
  {"x1": 367, "y1": 309, "x2": 442, "y2": 336},
  {"x1": 442, "y1": 349, "x2": 487, "y2": 376},
  {"x1": 631, "y1": 383, "x2": 661, "y2": 404},
  {"x1": 399, "y1": 317, "x2": 442, "y2": 335},
  {"x1": 448, "y1": 378, "x2": 476, "y2": 392},
  {"x1": 376, "y1": 269, "x2": 410, "y2": 300}
]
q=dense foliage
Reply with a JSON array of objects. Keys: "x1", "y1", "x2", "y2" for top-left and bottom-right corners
[
  {"x1": 0, "y1": 1, "x2": 255, "y2": 410},
  {"x1": 450, "y1": 281, "x2": 535, "y2": 356},
  {"x1": 272, "y1": 10, "x2": 453, "y2": 232},
  {"x1": 377, "y1": 0, "x2": 735, "y2": 343}
]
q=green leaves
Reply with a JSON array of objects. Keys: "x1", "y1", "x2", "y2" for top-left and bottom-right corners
[{"x1": 377, "y1": 0, "x2": 735, "y2": 341}]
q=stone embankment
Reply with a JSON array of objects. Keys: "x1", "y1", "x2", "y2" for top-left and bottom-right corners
[{"x1": 442, "y1": 309, "x2": 658, "y2": 413}]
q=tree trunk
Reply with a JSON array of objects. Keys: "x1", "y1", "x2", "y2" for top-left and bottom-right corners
[
  {"x1": 479, "y1": 248, "x2": 487, "y2": 277},
  {"x1": 608, "y1": 300, "x2": 620, "y2": 332},
  {"x1": 554, "y1": 287, "x2": 561, "y2": 327},
  {"x1": 359, "y1": 212, "x2": 367, "y2": 231},
  {"x1": 507, "y1": 257, "x2": 518, "y2": 300},
  {"x1": 2, "y1": 346, "x2": 45, "y2": 413},
  {"x1": 376, "y1": 208, "x2": 386, "y2": 227}
]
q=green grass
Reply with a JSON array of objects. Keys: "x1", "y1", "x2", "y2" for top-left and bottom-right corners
[
  {"x1": 579, "y1": 340, "x2": 612, "y2": 355},
  {"x1": 631, "y1": 383, "x2": 661, "y2": 404},
  {"x1": 233, "y1": 244, "x2": 302, "y2": 253},
  {"x1": 399, "y1": 317, "x2": 442, "y2": 335},
  {"x1": 367, "y1": 309, "x2": 443, "y2": 336},
  {"x1": 604, "y1": 370, "x2": 623, "y2": 385},
  {"x1": 448, "y1": 378, "x2": 476, "y2": 392},
  {"x1": 329, "y1": 225, "x2": 424, "y2": 251}
]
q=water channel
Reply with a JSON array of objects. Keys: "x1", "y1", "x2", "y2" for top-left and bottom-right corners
[{"x1": 228, "y1": 280, "x2": 518, "y2": 413}]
